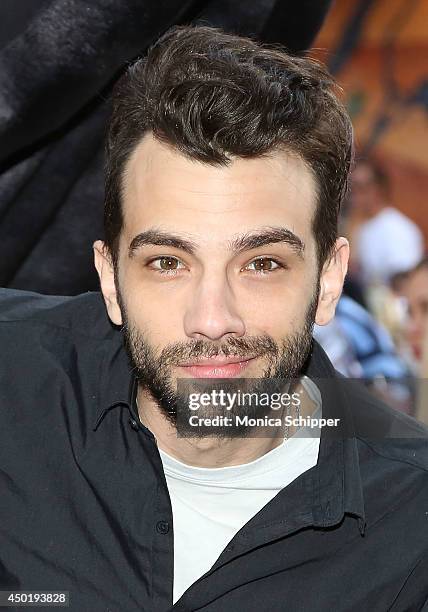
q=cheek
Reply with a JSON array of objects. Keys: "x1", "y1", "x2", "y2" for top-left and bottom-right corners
[
  {"x1": 120, "y1": 274, "x2": 185, "y2": 342},
  {"x1": 132, "y1": 300, "x2": 184, "y2": 343},
  {"x1": 239, "y1": 279, "x2": 313, "y2": 336}
]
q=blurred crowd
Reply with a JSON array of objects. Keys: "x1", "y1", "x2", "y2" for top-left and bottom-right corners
[{"x1": 314, "y1": 158, "x2": 427, "y2": 418}]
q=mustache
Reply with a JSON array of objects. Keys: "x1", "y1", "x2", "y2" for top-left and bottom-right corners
[
  {"x1": 124, "y1": 324, "x2": 279, "y2": 367},
  {"x1": 158, "y1": 335, "x2": 279, "y2": 366}
]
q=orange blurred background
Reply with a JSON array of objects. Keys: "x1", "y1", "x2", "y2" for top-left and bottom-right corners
[{"x1": 312, "y1": 0, "x2": 428, "y2": 242}]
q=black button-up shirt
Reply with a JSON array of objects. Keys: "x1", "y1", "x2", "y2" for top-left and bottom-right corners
[{"x1": 1, "y1": 288, "x2": 428, "y2": 611}]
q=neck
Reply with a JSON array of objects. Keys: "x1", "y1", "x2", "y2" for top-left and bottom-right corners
[{"x1": 136, "y1": 379, "x2": 316, "y2": 468}]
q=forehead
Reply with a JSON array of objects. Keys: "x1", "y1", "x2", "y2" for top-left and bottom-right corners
[{"x1": 121, "y1": 133, "x2": 318, "y2": 249}]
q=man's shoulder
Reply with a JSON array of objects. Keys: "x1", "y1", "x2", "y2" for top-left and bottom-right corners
[
  {"x1": 344, "y1": 377, "x2": 428, "y2": 472},
  {"x1": 0, "y1": 287, "x2": 111, "y2": 339},
  {"x1": 0, "y1": 288, "x2": 123, "y2": 431},
  {"x1": 344, "y1": 380, "x2": 428, "y2": 545}
]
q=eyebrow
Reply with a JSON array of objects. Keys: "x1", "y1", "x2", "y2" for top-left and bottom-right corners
[
  {"x1": 128, "y1": 229, "x2": 198, "y2": 257},
  {"x1": 228, "y1": 227, "x2": 305, "y2": 257},
  {"x1": 128, "y1": 226, "x2": 305, "y2": 258}
]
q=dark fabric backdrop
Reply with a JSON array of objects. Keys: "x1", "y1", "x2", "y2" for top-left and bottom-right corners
[{"x1": 0, "y1": 0, "x2": 331, "y2": 295}]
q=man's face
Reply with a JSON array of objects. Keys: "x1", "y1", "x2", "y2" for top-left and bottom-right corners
[{"x1": 95, "y1": 134, "x2": 347, "y2": 428}]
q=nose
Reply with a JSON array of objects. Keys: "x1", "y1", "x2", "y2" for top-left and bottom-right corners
[{"x1": 183, "y1": 273, "x2": 245, "y2": 341}]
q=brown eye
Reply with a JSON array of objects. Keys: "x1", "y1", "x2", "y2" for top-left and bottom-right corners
[
  {"x1": 159, "y1": 257, "x2": 179, "y2": 270},
  {"x1": 149, "y1": 256, "x2": 184, "y2": 273},
  {"x1": 245, "y1": 258, "x2": 280, "y2": 273}
]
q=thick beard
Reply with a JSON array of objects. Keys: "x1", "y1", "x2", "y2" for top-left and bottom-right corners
[{"x1": 119, "y1": 288, "x2": 318, "y2": 438}]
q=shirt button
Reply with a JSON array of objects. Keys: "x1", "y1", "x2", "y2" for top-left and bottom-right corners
[
  {"x1": 129, "y1": 418, "x2": 139, "y2": 430},
  {"x1": 156, "y1": 520, "x2": 170, "y2": 535}
]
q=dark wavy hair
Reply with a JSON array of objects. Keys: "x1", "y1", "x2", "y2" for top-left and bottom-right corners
[{"x1": 104, "y1": 25, "x2": 354, "y2": 268}]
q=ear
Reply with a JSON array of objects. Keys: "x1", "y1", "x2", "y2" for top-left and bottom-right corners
[
  {"x1": 93, "y1": 240, "x2": 123, "y2": 326},
  {"x1": 315, "y1": 237, "x2": 349, "y2": 326}
]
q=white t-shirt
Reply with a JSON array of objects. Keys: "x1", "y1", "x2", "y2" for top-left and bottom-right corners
[
  {"x1": 159, "y1": 379, "x2": 322, "y2": 603},
  {"x1": 357, "y1": 207, "x2": 424, "y2": 284}
]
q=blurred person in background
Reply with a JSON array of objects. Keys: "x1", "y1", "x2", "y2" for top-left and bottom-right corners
[
  {"x1": 348, "y1": 158, "x2": 424, "y2": 287},
  {"x1": 314, "y1": 294, "x2": 413, "y2": 414},
  {"x1": 344, "y1": 158, "x2": 424, "y2": 349},
  {"x1": 314, "y1": 294, "x2": 408, "y2": 380},
  {"x1": 400, "y1": 257, "x2": 428, "y2": 370}
]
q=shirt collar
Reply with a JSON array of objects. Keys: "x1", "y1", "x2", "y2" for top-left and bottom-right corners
[
  {"x1": 305, "y1": 340, "x2": 366, "y2": 535},
  {"x1": 93, "y1": 333, "x2": 135, "y2": 431}
]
